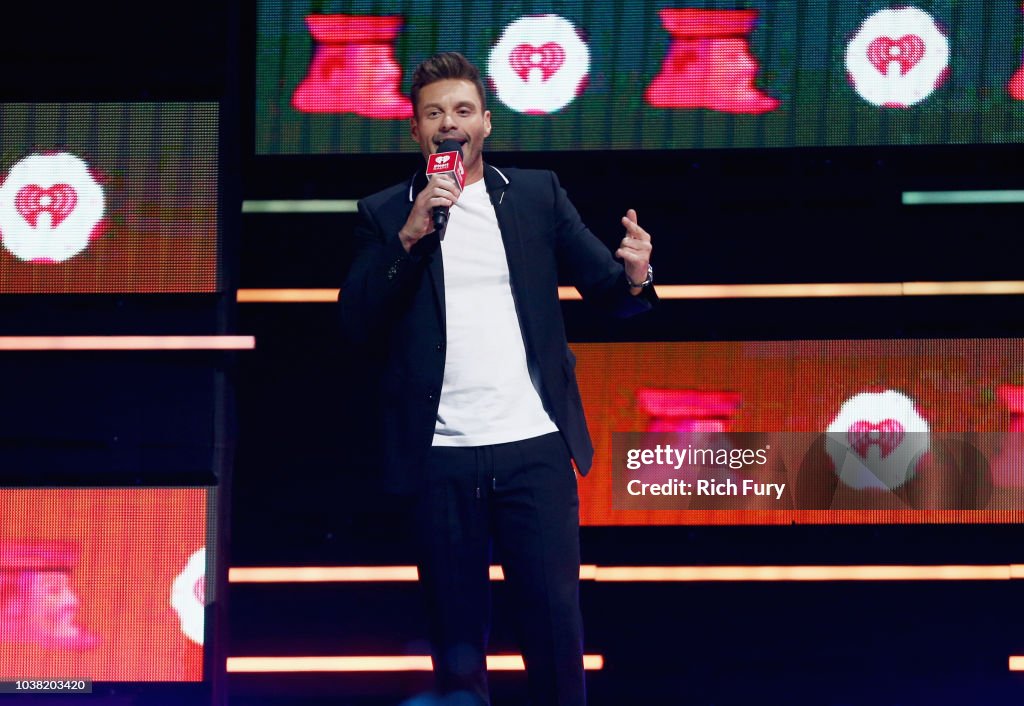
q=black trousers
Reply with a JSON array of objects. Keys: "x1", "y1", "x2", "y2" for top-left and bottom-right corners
[{"x1": 414, "y1": 431, "x2": 586, "y2": 706}]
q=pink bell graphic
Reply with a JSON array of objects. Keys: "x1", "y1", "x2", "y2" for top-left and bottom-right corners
[
  {"x1": 291, "y1": 14, "x2": 413, "y2": 119},
  {"x1": 993, "y1": 386, "x2": 1024, "y2": 487},
  {"x1": 0, "y1": 542, "x2": 99, "y2": 650},
  {"x1": 1009, "y1": 5, "x2": 1024, "y2": 99},
  {"x1": 1010, "y1": 65, "x2": 1024, "y2": 100},
  {"x1": 639, "y1": 388, "x2": 742, "y2": 433},
  {"x1": 645, "y1": 9, "x2": 779, "y2": 114},
  {"x1": 637, "y1": 388, "x2": 743, "y2": 488}
]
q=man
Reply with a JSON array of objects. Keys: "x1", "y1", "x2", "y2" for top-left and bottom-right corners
[
  {"x1": 0, "y1": 542, "x2": 97, "y2": 650},
  {"x1": 340, "y1": 52, "x2": 655, "y2": 706}
]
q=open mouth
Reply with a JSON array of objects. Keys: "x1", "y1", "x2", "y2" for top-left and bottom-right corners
[{"x1": 434, "y1": 138, "x2": 467, "y2": 148}]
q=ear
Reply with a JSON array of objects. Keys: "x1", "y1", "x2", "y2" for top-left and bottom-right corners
[
  {"x1": 410, "y1": 116, "x2": 420, "y2": 142},
  {"x1": 483, "y1": 110, "x2": 492, "y2": 139}
]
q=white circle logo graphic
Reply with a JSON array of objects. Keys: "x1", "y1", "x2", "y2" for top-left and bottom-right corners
[
  {"x1": 170, "y1": 548, "x2": 206, "y2": 646},
  {"x1": 0, "y1": 152, "x2": 105, "y2": 263},
  {"x1": 825, "y1": 390, "x2": 930, "y2": 490},
  {"x1": 488, "y1": 15, "x2": 590, "y2": 115},
  {"x1": 846, "y1": 7, "x2": 949, "y2": 108}
]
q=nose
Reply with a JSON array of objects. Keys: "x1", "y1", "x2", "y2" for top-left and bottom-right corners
[{"x1": 440, "y1": 111, "x2": 458, "y2": 130}]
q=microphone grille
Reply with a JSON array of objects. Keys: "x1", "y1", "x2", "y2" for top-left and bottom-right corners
[{"x1": 437, "y1": 139, "x2": 463, "y2": 155}]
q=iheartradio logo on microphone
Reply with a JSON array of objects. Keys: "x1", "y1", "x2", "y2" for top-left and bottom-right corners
[
  {"x1": 0, "y1": 152, "x2": 106, "y2": 263},
  {"x1": 426, "y1": 149, "x2": 466, "y2": 190}
]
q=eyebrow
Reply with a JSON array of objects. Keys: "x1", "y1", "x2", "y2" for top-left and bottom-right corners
[{"x1": 422, "y1": 101, "x2": 478, "y2": 111}]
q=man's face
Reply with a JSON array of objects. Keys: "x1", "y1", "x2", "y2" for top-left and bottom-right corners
[
  {"x1": 411, "y1": 79, "x2": 491, "y2": 181},
  {"x1": 25, "y1": 571, "x2": 79, "y2": 634}
]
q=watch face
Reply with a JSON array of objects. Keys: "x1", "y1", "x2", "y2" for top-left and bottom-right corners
[
  {"x1": 628, "y1": 265, "x2": 653, "y2": 288},
  {"x1": 641, "y1": 265, "x2": 653, "y2": 287}
]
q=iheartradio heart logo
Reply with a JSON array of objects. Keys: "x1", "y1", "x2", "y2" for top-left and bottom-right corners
[
  {"x1": 509, "y1": 42, "x2": 565, "y2": 81},
  {"x1": 866, "y1": 35, "x2": 926, "y2": 76},
  {"x1": 0, "y1": 153, "x2": 105, "y2": 263},
  {"x1": 846, "y1": 7, "x2": 949, "y2": 107},
  {"x1": 15, "y1": 184, "x2": 78, "y2": 228},
  {"x1": 825, "y1": 390, "x2": 929, "y2": 490},
  {"x1": 435, "y1": 155, "x2": 450, "y2": 165},
  {"x1": 488, "y1": 15, "x2": 589, "y2": 115},
  {"x1": 848, "y1": 419, "x2": 905, "y2": 459}
]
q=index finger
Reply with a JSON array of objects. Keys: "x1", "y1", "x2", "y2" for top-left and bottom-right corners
[{"x1": 432, "y1": 173, "x2": 462, "y2": 193}]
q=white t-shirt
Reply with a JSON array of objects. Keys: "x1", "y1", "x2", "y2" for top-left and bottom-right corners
[{"x1": 432, "y1": 178, "x2": 559, "y2": 447}]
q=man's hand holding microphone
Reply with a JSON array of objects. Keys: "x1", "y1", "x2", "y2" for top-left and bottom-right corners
[{"x1": 399, "y1": 139, "x2": 466, "y2": 253}]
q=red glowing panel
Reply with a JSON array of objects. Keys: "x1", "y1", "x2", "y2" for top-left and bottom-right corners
[
  {"x1": 0, "y1": 488, "x2": 210, "y2": 681},
  {"x1": 574, "y1": 340, "x2": 1024, "y2": 526}
]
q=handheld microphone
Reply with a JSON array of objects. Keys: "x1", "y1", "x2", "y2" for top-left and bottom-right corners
[{"x1": 425, "y1": 139, "x2": 466, "y2": 234}]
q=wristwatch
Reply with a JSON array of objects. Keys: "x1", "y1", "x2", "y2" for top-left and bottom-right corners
[{"x1": 625, "y1": 264, "x2": 654, "y2": 288}]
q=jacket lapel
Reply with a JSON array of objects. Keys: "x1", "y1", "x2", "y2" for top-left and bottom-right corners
[
  {"x1": 485, "y1": 165, "x2": 523, "y2": 291},
  {"x1": 407, "y1": 170, "x2": 447, "y2": 335},
  {"x1": 485, "y1": 164, "x2": 534, "y2": 352}
]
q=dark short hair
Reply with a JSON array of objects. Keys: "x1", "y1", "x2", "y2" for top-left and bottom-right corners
[{"x1": 410, "y1": 51, "x2": 487, "y2": 115}]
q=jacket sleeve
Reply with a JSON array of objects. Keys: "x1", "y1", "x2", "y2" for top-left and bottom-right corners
[
  {"x1": 549, "y1": 171, "x2": 657, "y2": 317},
  {"x1": 338, "y1": 198, "x2": 434, "y2": 348}
]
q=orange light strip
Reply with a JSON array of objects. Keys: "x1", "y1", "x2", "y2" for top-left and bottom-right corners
[
  {"x1": 903, "y1": 280, "x2": 1024, "y2": 296},
  {"x1": 238, "y1": 281, "x2": 1024, "y2": 303},
  {"x1": 229, "y1": 566, "x2": 419, "y2": 582},
  {"x1": 593, "y1": 565, "x2": 1012, "y2": 582},
  {"x1": 229, "y1": 565, "x2": 599, "y2": 583},
  {"x1": 559, "y1": 283, "x2": 905, "y2": 300},
  {"x1": 226, "y1": 654, "x2": 604, "y2": 673},
  {"x1": 230, "y1": 564, "x2": 1013, "y2": 583},
  {"x1": 237, "y1": 288, "x2": 339, "y2": 303},
  {"x1": 1010, "y1": 657, "x2": 1024, "y2": 671},
  {"x1": 0, "y1": 335, "x2": 255, "y2": 351}
]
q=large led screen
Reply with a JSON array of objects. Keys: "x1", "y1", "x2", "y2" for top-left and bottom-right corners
[
  {"x1": 257, "y1": 1, "x2": 1024, "y2": 153},
  {"x1": 575, "y1": 339, "x2": 1024, "y2": 525},
  {"x1": 0, "y1": 488, "x2": 211, "y2": 681},
  {"x1": 0, "y1": 103, "x2": 219, "y2": 293}
]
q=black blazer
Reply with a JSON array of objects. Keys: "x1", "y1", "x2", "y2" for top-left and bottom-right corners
[{"x1": 340, "y1": 164, "x2": 655, "y2": 493}]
